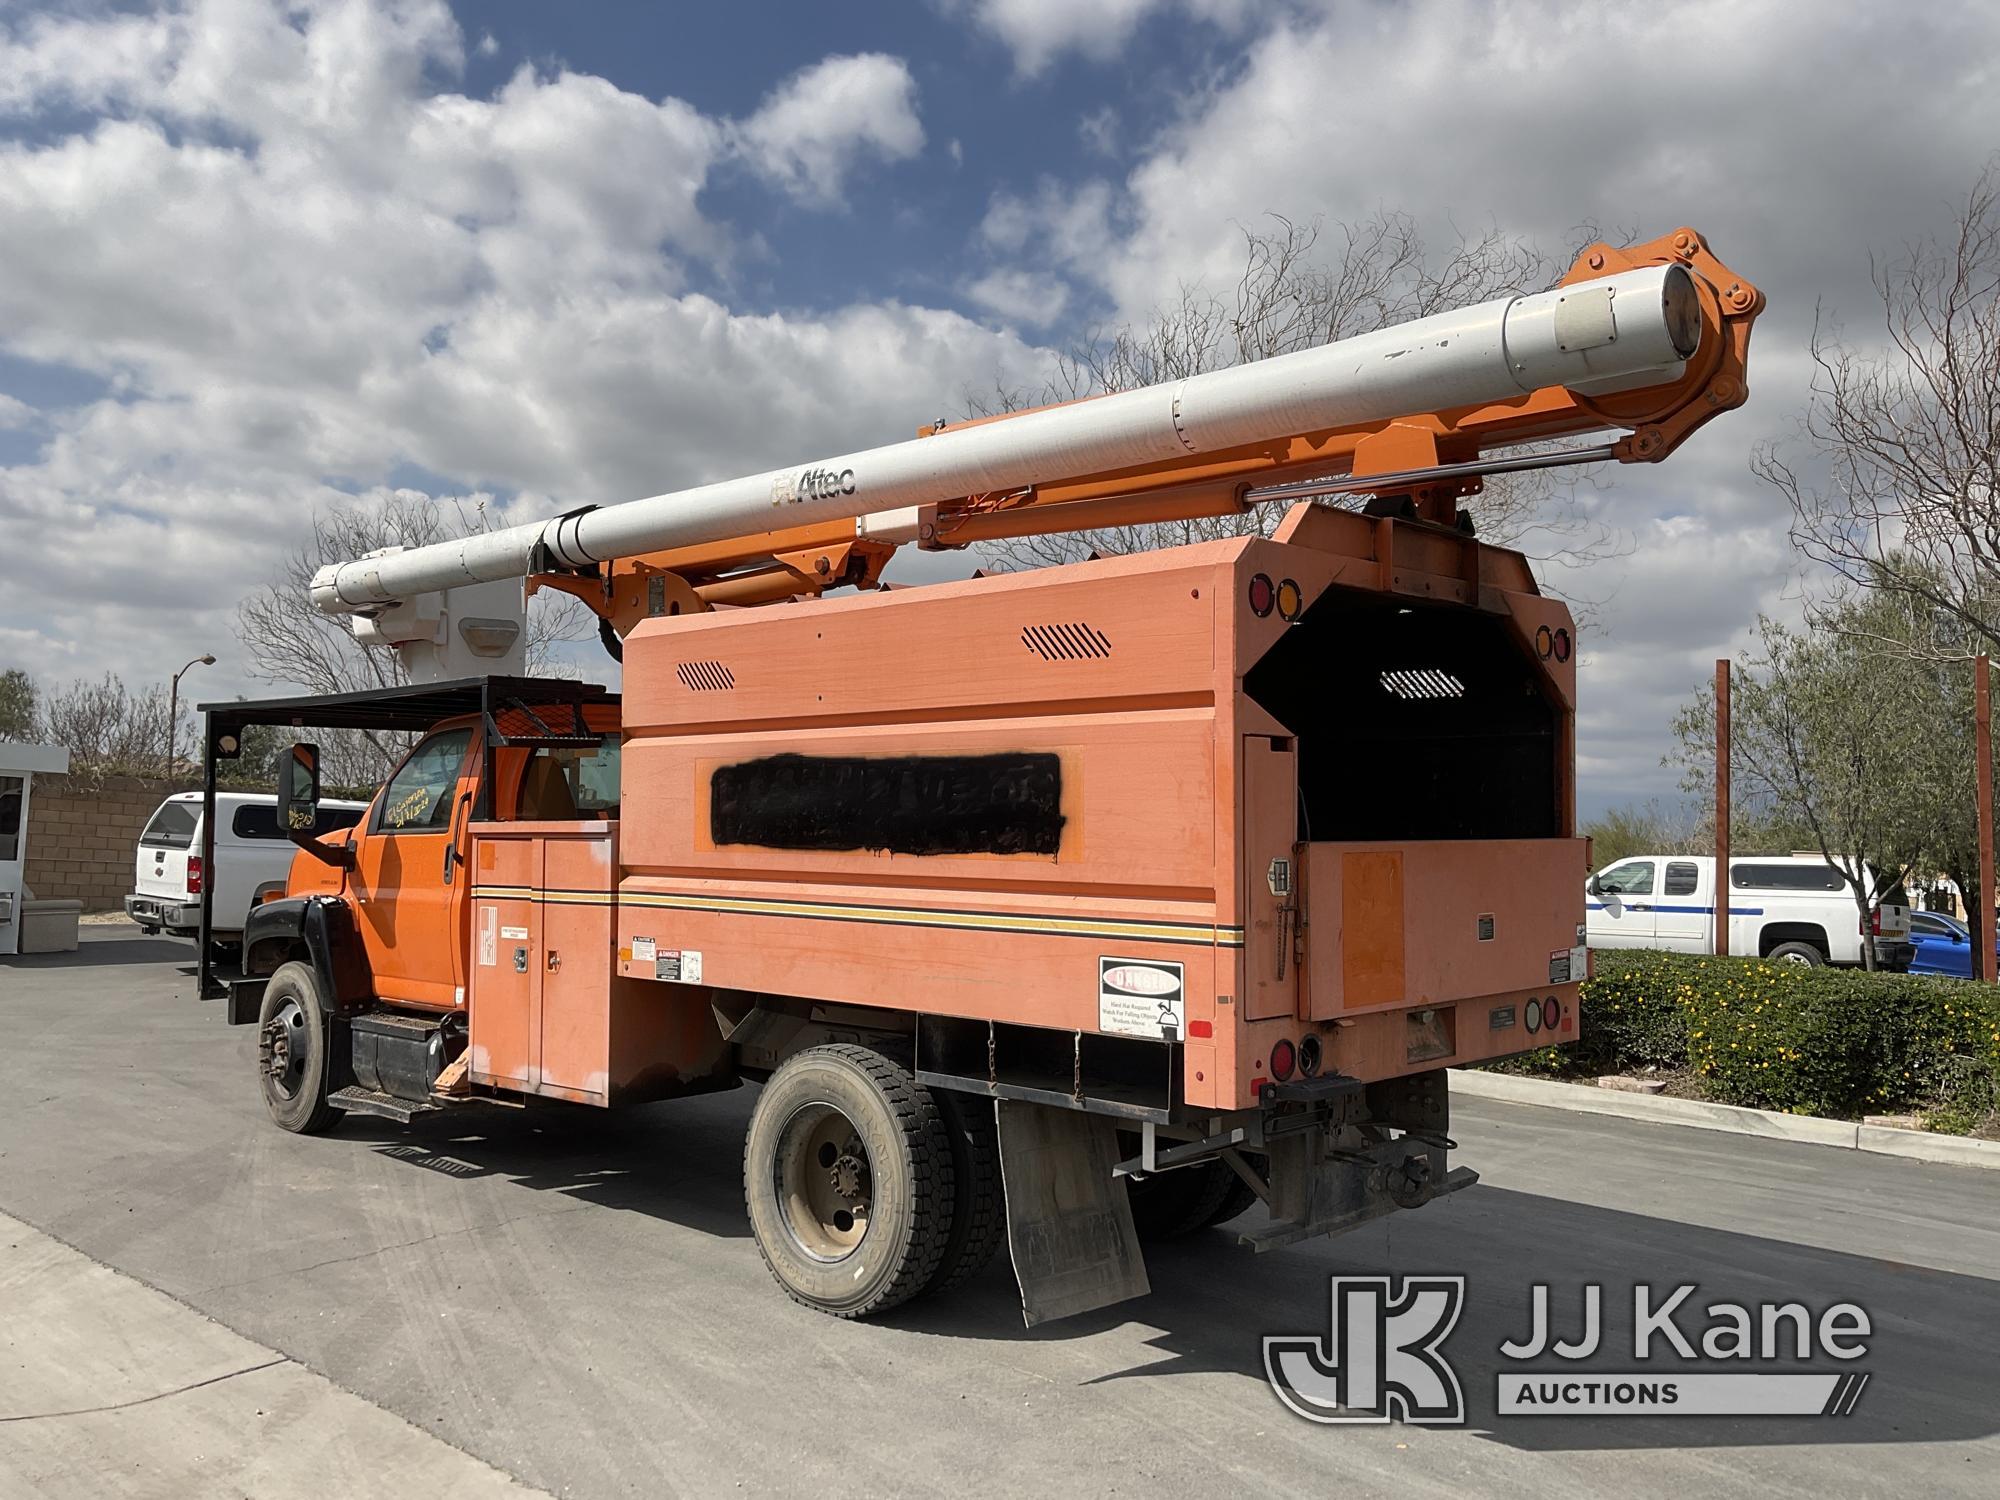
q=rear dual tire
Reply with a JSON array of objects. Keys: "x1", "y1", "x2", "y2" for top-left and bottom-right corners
[
  {"x1": 1127, "y1": 1157, "x2": 1262, "y2": 1240},
  {"x1": 745, "y1": 1044, "x2": 1005, "y2": 1318}
]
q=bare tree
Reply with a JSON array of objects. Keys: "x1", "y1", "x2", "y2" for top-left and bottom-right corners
[
  {"x1": 968, "y1": 212, "x2": 1623, "y2": 577},
  {"x1": 1766, "y1": 160, "x2": 2000, "y2": 652},
  {"x1": 236, "y1": 493, "x2": 589, "y2": 784},
  {"x1": 34, "y1": 674, "x2": 188, "y2": 785}
]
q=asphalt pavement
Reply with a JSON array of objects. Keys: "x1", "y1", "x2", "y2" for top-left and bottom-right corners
[{"x1": 2, "y1": 925, "x2": 1997, "y2": 1498}]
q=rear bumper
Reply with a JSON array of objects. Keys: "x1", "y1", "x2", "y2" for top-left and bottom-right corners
[
  {"x1": 124, "y1": 894, "x2": 198, "y2": 934},
  {"x1": 1873, "y1": 939, "x2": 1916, "y2": 971}
]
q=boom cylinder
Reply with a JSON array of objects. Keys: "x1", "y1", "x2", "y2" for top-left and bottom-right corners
[{"x1": 311, "y1": 263, "x2": 1699, "y2": 616}]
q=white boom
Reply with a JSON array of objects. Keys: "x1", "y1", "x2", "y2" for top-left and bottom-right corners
[{"x1": 312, "y1": 263, "x2": 1698, "y2": 618}]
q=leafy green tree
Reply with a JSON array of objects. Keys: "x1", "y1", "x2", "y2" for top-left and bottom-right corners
[
  {"x1": 1581, "y1": 798, "x2": 1704, "y2": 869},
  {"x1": 0, "y1": 669, "x2": 33, "y2": 741},
  {"x1": 1672, "y1": 610, "x2": 1934, "y2": 968}
]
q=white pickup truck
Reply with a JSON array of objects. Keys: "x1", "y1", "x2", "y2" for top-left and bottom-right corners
[
  {"x1": 126, "y1": 791, "x2": 366, "y2": 945},
  {"x1": 1587, "y1": 853, "x2": 1914, "y2": 970}
]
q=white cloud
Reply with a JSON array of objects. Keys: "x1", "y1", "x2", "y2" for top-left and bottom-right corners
[
  {"x1": 1077, "y1": 105, "x2": 1118, "y2": 157},
  {"x1": 0, "y1": 393, "x2": 32, "y2": 428},
  {"x1": 979, "y1": 176, "x2": 1116, "y2": 265},
  {"x1": 735, "y1": 53, "x2": 924, "y2": 204},
  {"x1": 0, "y1": 2, "x2": 1031, "y2": 700},
  {"x1": 944, "y1": 0, "x2": 1273, "y2": 76},
  {"x1": 965, "y1": 269, "x2": 1071, "y2": 327}
]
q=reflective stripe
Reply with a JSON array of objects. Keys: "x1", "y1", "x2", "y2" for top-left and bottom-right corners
[{"x1": 469, "y1": 885, "x2": 1244, "y2": 948}]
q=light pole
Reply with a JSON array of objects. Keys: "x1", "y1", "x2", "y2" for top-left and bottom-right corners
[{"x1": 167, "y1": 654, "x2": 215, "y2": 780}]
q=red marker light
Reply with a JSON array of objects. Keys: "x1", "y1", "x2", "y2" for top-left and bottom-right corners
[
  {"x1": 1270, "y1": 1038, "x2": 1296, "y2": 1081},
  {"x1": 1553, "y1": 628, "x2": 1572, "y2": 663},
  {"x1": 1541, "y1": 997, "x2": 1561, "y2": 1031},
  {"x1": 1188, "y1": 1019, "x2": 1214, "y2": 1039},
  {"x1": 1248, "y1": 573, "x2": 1275, "y2": 617}
]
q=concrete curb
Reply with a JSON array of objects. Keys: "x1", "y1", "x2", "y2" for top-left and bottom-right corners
[{"x1": 1451, "y1": 1067, "x2": 2000, "y2": 1170}]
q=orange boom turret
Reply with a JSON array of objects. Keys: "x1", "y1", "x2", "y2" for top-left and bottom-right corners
[{"x1": 201, "y1": 228, "x2": 1762, "y2": 1323}]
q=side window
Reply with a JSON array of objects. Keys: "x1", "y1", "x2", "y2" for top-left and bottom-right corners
[
  {"x1": 234, "y1": 804, "x2": 367, "y2": 839},
  {"x1": 0, "y1": 775, "x2": 21, "y2": 862},
  {"x1": 517, "y1": 740, "x2": 620, "y2": 820},
  {"x1": 1597, "y1": 860, "x2": 1655, "y2": 896},
  {"x1": 375, "y1": 729, "x2": 474, "y2": 833},
  {"x1": 1663, "y1": 861, "x2": 1699, "y2": 897}
]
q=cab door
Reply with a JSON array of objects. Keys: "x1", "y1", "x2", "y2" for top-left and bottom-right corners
[
  {"x1": 1652, "y1": 859, "x2": 1709, "y2": 949},
  {"x1": 351, "y1": 725, "x2": 479, "y2": 1008},
  {"x1": 1588, "y1": 859, "x2": 1658, "y2": 948}
]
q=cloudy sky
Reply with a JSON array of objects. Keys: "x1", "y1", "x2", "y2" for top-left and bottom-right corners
[{"x1": 1, "y1": 0, "x2": 1995, "y2": 813}]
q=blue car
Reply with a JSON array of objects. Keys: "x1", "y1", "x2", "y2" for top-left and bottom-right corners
[{"x1": 1907, "y1": 911, "x2": 1995, "y2": 978}]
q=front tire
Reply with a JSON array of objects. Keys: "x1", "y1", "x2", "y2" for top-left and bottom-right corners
[
  {"x1": 744, "y1": 1044, "x2": 955, "y2": 1318},
  {"x1": 256, "y1": 961, "x2": 344, "y2": 1135}
]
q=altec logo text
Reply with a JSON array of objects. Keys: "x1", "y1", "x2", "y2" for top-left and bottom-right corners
[
  {"x1": 1265, "y1": 1277, "x2": 1873, "y2": 1423},
  {"x1": 796, "y1": 467, "x2": 857, "y2": 501}
]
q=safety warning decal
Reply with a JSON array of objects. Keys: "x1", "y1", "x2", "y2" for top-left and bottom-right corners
[
  {"x1": 656, "y1": 949, "x2": 704, "y2": 984},
  {"x1": 1099, "y1": 957, "x2": 1185, "y2": 1041},
  {"x1": 632, "y1": 936, "x2": 657, "y2": 963}
]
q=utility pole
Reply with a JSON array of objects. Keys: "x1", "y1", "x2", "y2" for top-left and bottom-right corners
[
  {"x1": 1715, "y1": 658, "x2": 1731, "y2": 958},
  {"x1": 1978, "y1": 656, "x2": 1995, "y2": 983},
  {"x1": 167, "y1": 654, "x2": 215, "y2": 781}
]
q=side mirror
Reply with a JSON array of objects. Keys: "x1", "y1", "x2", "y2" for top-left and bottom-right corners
[
  {"x1": 278, "y1": 742, "x2": 321, "y2": 832},
  {"x1": 1586, "y1": 874, "x2": 1604, "y2": 896},
  {"x1": 1952, "y1": 930, "x2": 1965, "y2": 944}
]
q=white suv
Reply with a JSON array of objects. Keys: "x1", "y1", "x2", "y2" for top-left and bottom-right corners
[
  {"x1": 126, "y1": 791, "x2": 366, "y2": 945},
  {"x1": 1586, "y1": 853, "x2": 1913, "y2": 969}
]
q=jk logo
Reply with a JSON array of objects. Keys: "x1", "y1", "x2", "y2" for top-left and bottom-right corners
[{"x1": 1264, "y1": 1276, "x2": 1467, "y2": 1424}]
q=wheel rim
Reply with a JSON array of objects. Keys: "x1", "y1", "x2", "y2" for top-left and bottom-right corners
[
  {"x1": 259, "y1": 998, "x2": 311, "y2": 1100},
  {"x1": 1781, "y1": 951, "x2": 1812, "y2": 966},
  {"x1": 774, "y1": 1102, "x2": 874, "y2": 1262}
]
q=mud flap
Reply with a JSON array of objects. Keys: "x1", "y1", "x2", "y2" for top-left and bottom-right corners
[
  {"x1": 996, "y1": 1100, "x2": 1149, "y2": 1326},
  {"x1": 1239, "y1": 1130, "x2": 1478, "y2": 1254}
]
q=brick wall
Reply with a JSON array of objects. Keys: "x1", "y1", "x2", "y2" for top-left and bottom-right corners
[{"x1": 23, "y1": 775, "x2": 196, "y2": 912}]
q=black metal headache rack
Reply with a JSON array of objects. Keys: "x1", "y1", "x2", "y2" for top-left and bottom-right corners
[{"x1": 194, "y1": 676, "x2": 615, "y2": 998}]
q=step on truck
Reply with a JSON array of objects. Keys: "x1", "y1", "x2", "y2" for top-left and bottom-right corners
[{"x1": 199, "y1": 228, "x2": 1762, "y2": 1322}]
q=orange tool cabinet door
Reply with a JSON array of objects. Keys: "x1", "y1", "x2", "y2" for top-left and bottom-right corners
[
  {"x1": 538, "y1": 837, "x2": 614, "y2": 1099},
  {"x1": 352, "y1": 725, "x2": 478, "y2": 1008},
  {"x1": 1241, "y1": 735, "x2": 1301, "y2": 1021},
  {"x1": 468, "y1": 836, "x2": 541, "y2": 1088}
]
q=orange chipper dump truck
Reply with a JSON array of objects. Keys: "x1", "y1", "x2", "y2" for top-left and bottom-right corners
[{"x1": 200, "y1": 229, "x2": 1760, "y2": 1323}]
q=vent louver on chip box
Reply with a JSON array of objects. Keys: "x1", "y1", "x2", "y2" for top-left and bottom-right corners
[
  {"x1": 676, "y1": 661, "x2": 737, "y2": 691},
  {"x1": 1021, "y1": 624, "x2": 1112, "y2": 661}
]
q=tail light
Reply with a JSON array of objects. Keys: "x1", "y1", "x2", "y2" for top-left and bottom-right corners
[
  {"x1": 186, "y1": 856, "x2": 203, "y2": 896},
  {"x1": 1269, "y1": 1038, "x2": 1296, "y2": 1082},
  {"x1": 1863, "y1": 908, "x2": 1882, "y2": 936}
]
